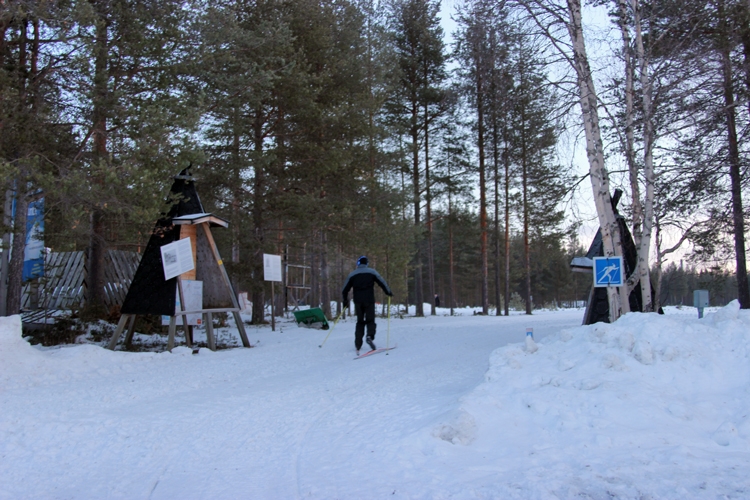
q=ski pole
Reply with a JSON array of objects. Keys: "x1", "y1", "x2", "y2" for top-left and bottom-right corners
[
  {"x1": 319, "y1": 308, "x2": 344, "y2": 348},
  {"x1": 386, "y1": 296, "x2": 391, "y2": 351}
]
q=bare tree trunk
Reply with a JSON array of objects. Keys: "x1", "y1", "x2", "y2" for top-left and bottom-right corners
[
  {"x1": 564, "y1": 0, "x2": 629, "y2": 321},
  {"x1": 424, "y1": 104, "x2": 436, "y2": 315},
  {"x1": 631, "y1": 0, "x2": 654, "y2": 311},
  {"x1": 0, "y1": 188, "x2": 12, "y2": 316},
  {"x1": 503, "y1": 127, "x2": 511, "y2": 316},
  {"x1": 338, "y1": 246, "x2": 345, "y2": 317},
  {"x1": 449, "y1": 214, "x2": 455, "y2": 316},
  {"x1": 411, "y1": 104, "x2": 424, "y2": 316},
  {"x1": 400, "y1": 166, "x2": 410, "y2": 316},
  {"x1": 719, "y1": 0, "x2": 750, "y2": 308},
  {"x1": 88, "y1": 2, "x2": 109, "y2": 311},
  {"x1": 251, "y1": 108, "x2": 266, "y2": 324},
  {"x1": 6, "y1": 191, "x2": 28, "y2": 315},
  {"x1": 6, "y1": 18, "x2": 32, "y2": 315},
  {"x1": 477, "y1": 53, "x2": 489, "y2": 315},
  {"x1": 518, "y1": 80, "x2": 532, "y2": 315},
  {"x1": 617, "y1": 0, "x2": 641, "y2": 242},
  {"x1": 521, "y1": 138, "x2": 531, "y2": 315},
  {"x1": 0, "y1": 19, "x2": 8, "y2": 316},
  {"x1": 310, "y1": 232, "x2": 319, "y2": 308},
  {"x1": 320, "y1": 230, "x2": 331, "y2": 318},
  {"x1": 231, "y1": 115, "x2": 241, "y2": 265},
  {"x1": 741, "y1": 0, "x2": 750, "y2": 117},
  {"x1": 654, "y1": 216, "x2": 664, "y2": 312},
  {"x1": 493, "y1": 122, "x2": 502, "y2": 315},
  {"x1": 275, "y1": 221, "x2": 285, "y2": 317}
]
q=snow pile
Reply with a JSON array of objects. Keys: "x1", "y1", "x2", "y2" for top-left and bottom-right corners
[
  {"x1": 0, "y1": 316, "x2": 196, "y2": 391},
  {"x1": 436, "y1": 300, "x2": 750, "y2": 497},
  {"x1": 0, "y1": 315, "x2": 45, "y2": 386}
]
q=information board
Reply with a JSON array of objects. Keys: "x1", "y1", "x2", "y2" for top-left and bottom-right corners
[
  {"x1": 162, "y1": 280, "x2": 203, "y2": 326},
  {"x1": 263, "y1": 253, "x2": 282, "y2": 282},
  {"x1": 160, "y1": 238, "x2": 195, "y2": 280}
]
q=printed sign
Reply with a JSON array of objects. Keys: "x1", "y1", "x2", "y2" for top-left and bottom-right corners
[
  {"x1": 593, "y1": 256, "x2": 624, "y2": 287},
  {"x1": 162, "y1": 280, "x2": 203, "y2": 326},
  {"x1": 263, "y1": 253, "x2": 282, "y2": 282},
  {"x1": 160, "y1": 238, "x2": 195, "y2": 280}
]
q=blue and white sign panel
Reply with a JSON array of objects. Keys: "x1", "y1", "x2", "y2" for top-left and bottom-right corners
[
  {"x1": 23, "y1": 197, "x2": 45, "y2": 282},
  {"x1": 593, "y1": 256, "x2": 624, "y2": 287}
]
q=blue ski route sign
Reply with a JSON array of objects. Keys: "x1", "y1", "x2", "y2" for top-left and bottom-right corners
[{"x1": 593, "y1": 256, "x2": 624, "y2": 287}]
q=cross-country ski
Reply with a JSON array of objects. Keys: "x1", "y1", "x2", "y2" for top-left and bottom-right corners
[{"x1": 354, "y1": 345, "x2": 396, "y2": 359}]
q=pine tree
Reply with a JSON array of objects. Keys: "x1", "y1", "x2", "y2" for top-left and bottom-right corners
[
  {"x1": 0, "y1": 3, "x2": 78, "y2": 315},
  {"x1": 386, "y1": 0, "x2": 447, "y2": 316},
  {"x1": 59, "y1": 0, "x2": 197, "y2": 313}
]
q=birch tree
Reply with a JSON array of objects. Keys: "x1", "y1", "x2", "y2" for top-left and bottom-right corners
[
  {"x1": 515, "y1": 0, "x2": 630, "y2": 320},
  {"x1": 611, "y1": 0, "x2": 654, "y2": 311}
]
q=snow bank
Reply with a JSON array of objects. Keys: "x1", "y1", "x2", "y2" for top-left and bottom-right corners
[
  {"x1": 0, "y1": 316, "x2": 190, "y2": 391},
  {"x1": 434, "y1": 300, "x2": 750, "y2": 497},
  {"x1": 0, "y1": 315, "x2": 46, "y2": 386}
]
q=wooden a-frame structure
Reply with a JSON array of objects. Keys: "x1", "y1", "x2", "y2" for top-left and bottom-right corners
[{"x1": 107, "y1": 168, "x2": 250, "y2": 351}]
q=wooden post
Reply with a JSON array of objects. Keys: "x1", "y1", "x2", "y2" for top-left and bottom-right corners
[
  {"x1": 200, "y1": 224, "x2": 251, "y2": 347},
  {"x1": 176, "y1": 277, "x2": 191, "y2": 348},
  {"x1": 123, "y1": 314, "x2": 137, "y2": 347},
  {"x1": 205, "y1": 312, "x2": 216, "y2": 351},
  {"x1": 107, "y1": 314, "x2": 130, "y2": 350},
  {"x1": 271, "y1": 281, "x2": 276, "y2": 332},
  {"x1": 167, "y1": 316, "x2": 177, "y2": 351}
]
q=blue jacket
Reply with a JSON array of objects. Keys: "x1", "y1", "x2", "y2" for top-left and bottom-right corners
[{"x1": 342, "y1": 264, "x2": 392, "y2": 304}]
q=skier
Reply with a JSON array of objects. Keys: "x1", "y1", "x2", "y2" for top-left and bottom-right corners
[{"x1": 342, "y1": 256, "x2": 393, "y2": 354}]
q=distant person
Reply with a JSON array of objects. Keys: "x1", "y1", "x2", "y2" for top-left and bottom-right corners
[
  {"x1": 342, "y1": 256, "x2": 392, "y2": 354},
  {"x1": 434, "y1": 294, "x2": 440, "y2": 308}
]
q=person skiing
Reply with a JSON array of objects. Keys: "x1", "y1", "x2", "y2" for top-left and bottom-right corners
[{"x1": 342, "y1": 255, "x2": 393, "y2": 354}]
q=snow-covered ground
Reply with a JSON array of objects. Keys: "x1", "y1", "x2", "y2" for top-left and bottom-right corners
[{"x1": 2, "y1": 303, "x2": 750, "y2": 499}]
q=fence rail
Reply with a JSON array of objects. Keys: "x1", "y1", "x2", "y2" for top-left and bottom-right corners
[{"x1": 21, "y1": 250, "x2": 141, "y2": 311}]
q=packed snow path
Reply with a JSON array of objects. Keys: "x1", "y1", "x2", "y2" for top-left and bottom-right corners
[
  {"x1": 1, "y1": 310, "x2": 580, "y2": 499},
  {"x1": 4, "y1": 304, "x2": 750, "y2": 499}
]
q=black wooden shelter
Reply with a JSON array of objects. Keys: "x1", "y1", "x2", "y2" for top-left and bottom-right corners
[{"x1": 107, "y1": 168, "x2": 250, "y2": 350}]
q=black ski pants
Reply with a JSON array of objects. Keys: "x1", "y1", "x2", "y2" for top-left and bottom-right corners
[{"x1": 354, "y1": 301, "x2": 376, "y2": 350}]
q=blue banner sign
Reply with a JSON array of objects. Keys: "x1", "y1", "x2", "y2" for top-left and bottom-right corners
[{"x1": 22, "y1": 198, "x2": 44, "y2": 281}]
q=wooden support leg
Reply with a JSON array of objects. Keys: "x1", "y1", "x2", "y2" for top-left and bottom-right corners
[
  {"x1": 177, "y1": 277, "x2": 191, "y2": 347},
  {"x1": 183, "y1": 319, "x2": 192, "y2": 348},
  {"x1": 167, "y1": 316, "x2": 177, "y2": 351},
  {"x1": 205, "y1": 312, "x2": 216, "y2": 351},
  {"x1": 107, "y1": 315, "x2": 130, "y2": 351},
  {"x1": 233, "y1": 311, "x2": 251, "y2": 348},
  {"x1": 123, "y1": 314, "x2": 137, "y2": 347}
]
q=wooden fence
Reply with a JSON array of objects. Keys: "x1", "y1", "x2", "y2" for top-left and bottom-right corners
[{"x1": 21, "y1": 250, "x2": 141, "y2": 311}]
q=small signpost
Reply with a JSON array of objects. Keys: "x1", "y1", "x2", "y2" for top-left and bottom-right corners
[
  {"x1": 694, "y1": 289, "x2": 709, "y2": 319},
  {"x1": 264, "y1": 253, "x2": 282, "y2": 331},
  {"x1": 593, "y1": 256, "x2": 624, "y2": 287}
]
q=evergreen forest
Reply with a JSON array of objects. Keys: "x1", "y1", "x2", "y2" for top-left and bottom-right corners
[{"x1": 1, "y1": 0, "x2": 748, "y2": 322}]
